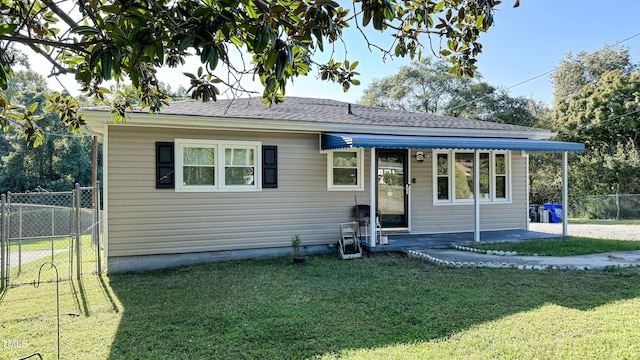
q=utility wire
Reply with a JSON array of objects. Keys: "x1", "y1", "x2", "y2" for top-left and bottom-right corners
[{"x1": 447, "y1": 31, "x2": 640, "y2": 111}]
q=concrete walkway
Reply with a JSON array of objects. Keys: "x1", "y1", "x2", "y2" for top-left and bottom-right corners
[{"x1": 410, "y1": 248, "x2": 640, "y2": 270}]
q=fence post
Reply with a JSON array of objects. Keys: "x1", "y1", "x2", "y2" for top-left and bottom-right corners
[
  {"x1": 1, "y1": 194, "x2": 5, "y2": 290},
  {"x1": 95, "y1": 182, "x2": 102, "y2": 274},
  {"x1": 75, "y1": 183, "x2": 82, "y2": 279}
]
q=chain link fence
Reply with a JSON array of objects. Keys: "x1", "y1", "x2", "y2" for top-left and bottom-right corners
[
  {"x1": 0, "y1": 184, "x2": 103, "y2": 289},
  {"x1": 570, "y1": 194, "x2": 640, "y2": 220}
]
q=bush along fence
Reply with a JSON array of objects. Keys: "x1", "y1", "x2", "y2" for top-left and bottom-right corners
[
  {"x1": 0, "y1": 183, "x2": 103, "y2": 289},
  {"x1": 570, "y1": 194, "x2": 640, "y2": 220}
]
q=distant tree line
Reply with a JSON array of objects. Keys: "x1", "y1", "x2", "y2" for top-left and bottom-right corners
[{"x1": 0, "y1": 68, "x2": 99, "y2": 193}]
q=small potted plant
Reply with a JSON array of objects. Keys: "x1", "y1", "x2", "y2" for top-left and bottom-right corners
[{"x1": 291, "y1": 235, "x2": 305, "y2": 264}]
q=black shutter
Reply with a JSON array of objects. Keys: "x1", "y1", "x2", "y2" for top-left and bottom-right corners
[
  {"x1": 156, "y1": 142, "x2": 175, "y2": 189},
  {"x1": 262, "y1": 145, "x2": 278, "y2": 188}
]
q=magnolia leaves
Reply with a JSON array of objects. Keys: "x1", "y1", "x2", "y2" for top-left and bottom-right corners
[{"x1": 0, "y1": 95, "x2": 45, "y2": 147}]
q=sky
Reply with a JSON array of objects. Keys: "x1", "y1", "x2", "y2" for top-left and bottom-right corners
[{"x1": 30, "y1": 0, "x2": 640, "y2": 107}]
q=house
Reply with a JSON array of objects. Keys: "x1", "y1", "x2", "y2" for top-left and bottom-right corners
[{"x1": 82, "y1": 97, "x2": 584, "y2": 273}]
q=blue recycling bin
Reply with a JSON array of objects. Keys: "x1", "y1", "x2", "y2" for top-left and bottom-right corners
[{"x1": 543, "y1": 203, "x2": 563, "y2": 223}]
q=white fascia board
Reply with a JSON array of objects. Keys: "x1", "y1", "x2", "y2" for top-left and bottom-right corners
[{"x1": 80, "y1": 110, "x2": 555, "y2": 140}]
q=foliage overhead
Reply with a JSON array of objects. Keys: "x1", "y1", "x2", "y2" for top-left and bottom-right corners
[{"x1": 0, "y1": 0, "x2": 517, "y2": 145}]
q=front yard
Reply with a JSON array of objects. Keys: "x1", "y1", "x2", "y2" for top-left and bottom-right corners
[{"x1": 2, "y1": 254, "x2": 640, "y2": 359}]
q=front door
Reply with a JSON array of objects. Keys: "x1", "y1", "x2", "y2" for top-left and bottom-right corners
[{"x1": 377, "y1": 150, "x2": 409, "y2": 228}]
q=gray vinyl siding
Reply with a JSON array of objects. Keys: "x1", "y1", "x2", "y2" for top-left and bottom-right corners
[
  {"x1": 106, "y1": 126, "x2": 372, "y2": 257},
  {"x1": 409, "y1": 150, "x2": 527, "y2": 233},
  {"x1": 106, "y1": 127, "x2": 529, "y2": 258}
]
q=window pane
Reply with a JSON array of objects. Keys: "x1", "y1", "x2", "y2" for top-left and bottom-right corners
[
  {"x1": 437, "y1": 177, "x2": 449, "y2": 200},
  {"x1": 436, "y1": 154, "x2": 448, "y2": 175},
  {"x1": 333, "y1": 151, "x2": 358, "y2": 167},
  {"x1": 184, "y1": 147, "x2": 215, "y2": 165},
  {"x1": 225, "y1": 167, "x2": 255, "y2": 185},
  {"x1": 480, "y1": 153, "x2": 490, "y2": 199},
  {"x1": 333, "y1": 168, "x2": 357, "y2": 185},
  {"x1": 496, "y1": 175, "x2": 506, "y2": 198},
  {"x1": 495, "y1": 154, "x2": 505, "y2": 174},
  {"x1": 183, "y1": 166, "x2": 215, "y2": 185},
  {"x1": 455, "y1": 153, "x2": 474, "y2": 200},
  {"x1": 226, "y1": 148, "x2": 255, "y2": 166}
]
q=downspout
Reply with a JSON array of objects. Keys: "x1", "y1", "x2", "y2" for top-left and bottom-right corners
[
  {"x1": 474, "y1": 150, "x2": 480, "y2": 242},
  {"x1": 370, "y1": 148, "x2": 377, "y2": 247},
  {"x1": 562, "y1": 151, "x2": 568, "y2": 237}
]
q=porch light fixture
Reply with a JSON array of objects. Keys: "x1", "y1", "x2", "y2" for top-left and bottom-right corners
[{"x1": 416, "y1": 151, "x2": 425, "y2": 162}]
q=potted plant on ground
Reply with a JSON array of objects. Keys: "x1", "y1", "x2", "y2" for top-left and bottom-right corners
[{"x1": 291, "y1": 235, "x2": 305, "y2": 264}]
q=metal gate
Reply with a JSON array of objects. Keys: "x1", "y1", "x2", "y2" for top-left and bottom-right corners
[{"x1": 0, "y1": 183, "x2": 102, "y2": 289}]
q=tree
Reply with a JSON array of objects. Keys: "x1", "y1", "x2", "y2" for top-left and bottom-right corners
[
  {"x1": 359, "y1": 57, "x2": 472, "y2": 113},
  {"x1": 0, "y1": 0, "x2": 516, "y2": 145},
  {"x1": 0, "y1": 69, "x2": 99, "y2": 192},
  {"x1": 360, "y1": 57, "x2": 542, "y2": 127},
  {"x1": 553, "y1": 69, "x2": 640, "y2": 197},
  {"x1": 551, "y1": 46, "x2": 636, "y2": 104}
]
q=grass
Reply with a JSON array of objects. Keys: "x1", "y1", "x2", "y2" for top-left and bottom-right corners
[
  {"x1": 568, "y1": 218, "x2": 640, "y2": 225},
  {"x1": 470, "y1": 236, "x2": 640, "y2": 256},
  {"x1": 9, "y1": 236, "x2": 74, "y2": 252},
  {"x1": 6, "y1": 235, "x2": 103, "y2": 285},
  {"x1": 2, "y1": 255, "x2": 640, "y2": 359}
]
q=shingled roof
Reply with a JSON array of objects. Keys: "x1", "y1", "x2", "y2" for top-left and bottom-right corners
[{"x1": 108, "y1": 96, "x2": 545, "y2": 133}]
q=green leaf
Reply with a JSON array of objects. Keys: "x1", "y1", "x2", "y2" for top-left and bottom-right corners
[
  {"x1": 0, "y1": 24, "x2": 18, "y2": 36},
  {"x1": 72, "y1": 25, "x2": 101, "y2": 36}
]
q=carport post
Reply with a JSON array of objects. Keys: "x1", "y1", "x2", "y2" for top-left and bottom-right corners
[
  {"x1": 562, "y1": 151, "x2": 569, "y2": 237},
  {"x1": 370, "y1": 147, "x2": 377, "y2": 248},
  {"x1": 474, "y1": 150, "x2": 480, "y2": 242}
]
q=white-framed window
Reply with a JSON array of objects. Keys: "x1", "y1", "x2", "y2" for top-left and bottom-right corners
[
  {"x1": 175, "y1": 139, "x2": 261, "y2": 192},
  {"x1": 432, "y1": 150, "x2": 510, "y2": 204},
  {"x1": 327, "y1": 149, "x2": 364, "y2": 191}
]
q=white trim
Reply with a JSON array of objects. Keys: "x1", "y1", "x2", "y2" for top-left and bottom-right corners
[
  {"x1": 327, "y1": 148, "x2": 365, "y2": 191},
  {"x1": 175, "y1": 139, "x2": 262, "y2": 192},
  {"x1": 102, "y1": 123, "x2": 109, "y2": 263},
  {"x1": 432, "y1": 150, "x2": 512, "y2": 206},
  {"x1": 370, "y1": 148, "x2": 377, "y2": 247},
  {"x1": 474, "y1": 150, "x2": 480, "y2": 242},
  {"x1": 562, "y1": 151, "x2": 569, "y2": 237}
]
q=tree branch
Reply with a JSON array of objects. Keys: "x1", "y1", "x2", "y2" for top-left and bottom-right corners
[
  {"x1": 25, "y1": 43, "x2": 75, "y2": 75},
  {"x1": 0, "y1": 34, "x2": 96, "y2": 53},
  {"x1": 42, "y1": 0, "x2": 80, "y2": 29}
]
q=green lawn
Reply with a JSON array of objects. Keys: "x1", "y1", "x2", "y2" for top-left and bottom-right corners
[
  {"x1": 568, "y1": 218, "x2": 640, "y2": 225},
  {"x1": 7, "y1": 235, "x2": 103, "y2": 285},
  {"x1": 2, "y1": 255, "x2": 640, "y2": 359},
  {"x1": 470, "y1": 236, "x2": 640, "y2": 256}
]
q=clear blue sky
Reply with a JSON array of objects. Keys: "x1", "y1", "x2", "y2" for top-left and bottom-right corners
[{"x1": 35, "y1": 0, "x2": 640, "y2": 107}]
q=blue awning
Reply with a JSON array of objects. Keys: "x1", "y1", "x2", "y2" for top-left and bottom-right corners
[{"x1": 321, "y1": 133, "x2": 584, "y2": 152}]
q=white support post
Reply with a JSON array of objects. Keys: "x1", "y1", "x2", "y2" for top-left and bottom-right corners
[
  {"x1": 525, "y1": 152, "x2": 530, "y2": 230},
  {"x1": 562, "y1": 151, "x2": 569, "y2": 237},
  {"x1": 370, "y1": 147, "x2": 377, "y2": 248},
  {"x1": 474, "y1": 150, "x2": 480, "y2": 242}
]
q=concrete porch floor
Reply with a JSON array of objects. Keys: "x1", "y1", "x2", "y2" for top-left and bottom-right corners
[{"x1": 362, "y1": 229, "x2": 561, "y2": 253}]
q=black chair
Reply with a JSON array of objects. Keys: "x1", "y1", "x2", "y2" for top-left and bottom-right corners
[{"x1": 353, "y1": 205, "x2": 381, "y2": 243}]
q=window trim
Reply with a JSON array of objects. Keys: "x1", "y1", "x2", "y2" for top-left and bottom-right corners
[
  {"x1": 327, "y1": 148, "x2": 365, "y2": 191},
  {"x1": 175, "y1": 139, "x2": 262, "y2": 192},
  {"x1": 432, "y1": 150, "x2": 511, "y2": 205}
]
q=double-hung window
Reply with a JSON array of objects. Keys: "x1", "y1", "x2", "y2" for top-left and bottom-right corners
[
  {"x1": 327, "y1": 149, "x2": 364, "y2": 191},
  {"x1": 176, "y1": 139, "x2": 261, "y2": 192},
  {"x1": 433, "y1": 150, "x2": 510, "y2": 204}
]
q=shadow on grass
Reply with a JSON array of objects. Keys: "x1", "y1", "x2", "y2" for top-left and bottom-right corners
[{"x1": 106, "y1": 255, "x2": 640, "y2": 359}]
